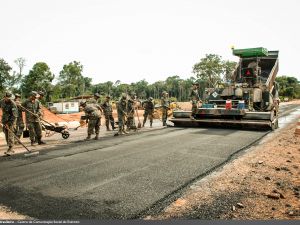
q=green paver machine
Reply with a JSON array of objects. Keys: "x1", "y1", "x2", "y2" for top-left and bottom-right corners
[{"x1": 170, "y1": 47, "x2": 280, "y2": 130}]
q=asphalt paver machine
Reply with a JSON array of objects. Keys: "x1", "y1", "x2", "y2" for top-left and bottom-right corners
[{"x1": 170, "y1": 47, "x2": 280, "y2": 130}]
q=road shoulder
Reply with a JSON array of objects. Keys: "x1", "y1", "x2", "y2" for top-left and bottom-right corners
[{"x1": 146, "y1": 122, "x2": 300, "y2": 220}]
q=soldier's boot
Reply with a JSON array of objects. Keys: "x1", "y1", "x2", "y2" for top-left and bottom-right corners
[
  {"x1": 31, "y1": 140, "x2": 36, "y2": 146},
  {"x1": 94, "y1": 134, "x2": 99, "y2": 140},
  {"x1": 38, "y1": 139, "x2": 46, "y2": 145},
  {"x1": 142, "y1": 119, "x2": 146, "y2": 127},
  {"x1": 118, "y1": 128, "x2": 123, "y2": 135},
  {"x1": 4, "y1": 146, "x2": 14, "y2": 155},
  {"x1": 163, "y1": 121, "x2": 167, "y2": 126},
  {"x1": 85, "y1": 134, "x2": 91, "y2": 140},
  {"x1": 111, "y1": 121, "x2": 115, "y2": 130},
  {"x1": 150, "y1": 122, "x2": 153, "y2": 128},
  {"x1": 190, "y1": 114, "x2": 196, "y2": 120},
  {"x1": 106, "y1": 125, "x2": 111, "y2": 131},
  {"x1": 123, "y1": 128, "x2": 129, "y2": 134}
]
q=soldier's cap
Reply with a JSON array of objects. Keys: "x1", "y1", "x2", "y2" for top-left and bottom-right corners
[
  {"x1": 38, "y1": 91, "x2": 45, "y2": 96},
  {"x1": 79, "y1": 101, "x2": 87, "y2": 107},
  {"x1": 4, "y1": 92, "x2": 13, "y2": 98},
  {"x1": 94, "y1": 93, "x2": 101, "y2": 98},
  {"x1": 192, "y1": 82, "x2": 200, "y2": 86},
  {"x1": 14, "y1": 93, "x2": 21, "y2": 98},
  {"x1": 149, "y1": 97, "x2": 153, "y2": 100},
  {"x1": 31, "y1": 91, "x2": 38, "y2": 97},
  {"x1": 121, "y1": 93, "x2": 127, "y2": 98},
  {"x1": 106, "y1": 95, "x2": 111, "y2": 99},
  {"x1": 5, "y1": 92, "x2": 12, "y2": 97}
]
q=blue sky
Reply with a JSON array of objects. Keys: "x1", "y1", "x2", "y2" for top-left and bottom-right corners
[{"x1": 1, "y1": 0, "x2": 299, "y2": 84}]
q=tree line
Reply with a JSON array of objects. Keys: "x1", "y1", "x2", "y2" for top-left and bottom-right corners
[{"x1": 0, "y1": 55, "x2": 299, "y2": 103}]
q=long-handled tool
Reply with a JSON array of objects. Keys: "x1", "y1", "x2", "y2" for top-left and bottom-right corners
[
  {"x1": 19, "y1": 104, "x2": 54, "y2": 126},
  {"x1": 1, "y1": 123, "x2": 39, "y2": 157},
  {"x1": 19, "y1": 104, "x2": 70, "y2": 139}
]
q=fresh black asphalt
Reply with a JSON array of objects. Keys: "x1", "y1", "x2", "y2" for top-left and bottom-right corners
[{"x1": 0, "y1": 126, "x2": 268, "y2": 219}]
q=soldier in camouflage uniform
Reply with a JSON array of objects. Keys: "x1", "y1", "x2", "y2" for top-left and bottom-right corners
[
  {"x1": 22, "y1": 91, "x2": 46, "y2": 146},
  {"x1": 86, "y1": 93, "x2": 103, "y2": 134},
  {"x1": 14, "y1": 93, "x2": 25, "y2": 141},
  {"x1": 0, "y1": 92, "x2": 18, "y2": 155},
  {"x1": 80, "y1": 102, "x2": 101, "y2": 140},
  {"x1": 190, "y1": 83, "x2": 201, "y2": 119},
  {"x1": 88, "y1": 93, "x2": 102, "y2": 109},
  {"x1": 116, "y1": 93, "x2": 128, "y2": 135},
  {"x1": 37, "y1": 91, "x2": 45, "y2": 102},
  {"x1": 160, "y1": 91, "x2": 170, "y2": 126},
  {"x1": 101, "y1": 96, "x2": 115, "y2": 131},
  {"x1": 142, "y1": 97, "x2": 154, "y2": 128},
  {"x1": 126, "y1": 92, "x2": 136, "y2": 131}
]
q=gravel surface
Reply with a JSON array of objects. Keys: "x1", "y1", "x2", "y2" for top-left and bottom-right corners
[{"x1": 146, "y1": 113, "x2": 300, "y2": 220}]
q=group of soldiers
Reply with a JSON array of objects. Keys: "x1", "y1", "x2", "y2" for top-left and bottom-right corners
[
  {"x1": 0, "y1": 91, "x2": 46, "y2": 156},
  {"x1": 79, "y1": 91, "x2": 170, "y2": 139},
  {"x1": 1, "y1": 83, "x2": 201, "y2": 154}
]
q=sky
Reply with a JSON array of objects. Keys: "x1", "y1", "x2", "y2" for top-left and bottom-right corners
[{"x1": 1, "y1": 0, "x2": 299, "y2": 84}]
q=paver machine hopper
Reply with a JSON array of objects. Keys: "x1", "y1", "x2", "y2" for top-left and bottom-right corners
[{"x1": 170, "y1": 47, "x2": 280, "y2": 130}]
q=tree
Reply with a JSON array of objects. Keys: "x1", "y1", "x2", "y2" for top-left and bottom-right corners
[
  {"x1": 133, "y1": 79, "x2": 148, "y2": 99},
  {"x1": 0, "y1": 58, "x2": 12, "y2": 93},
  {"x1": 20, "y1": 62, "x2": 55, "y2": 98},
  {"x1": 193, "y1": 54, "x2": 224, "y2": 88},
  {"x1": 222, "y1": 60, "x2": 237, "y2": 82},
  {"x1": 276, "y1": 76, "x2": 300, "y2": 99},
  {"x1": 193, "y1": 54, "x2": 237, "y2": 88},
  {"x1": 58, "y1": 61, "x2": 88, "y2": 98},
  {"x1": 14, "y1": 57, "x2": 26, "y2": 77}
]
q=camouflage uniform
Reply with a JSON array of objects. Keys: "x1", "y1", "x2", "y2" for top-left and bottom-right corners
[
  {"x1": 126, "y1": 95, "x2": 136, "y2": 131},
  {"x1": 37, "y1": 91, "x2": 45, "y2": 118},
  {"x1": 143, "y1": 97, "x2": 154, "y2": 127},
  {"x1": 116, "y1": 94, "x2": 128, "y2": 134},
  {"x1": 161, "y1": 92, "x2": 170, "y2": 126},
  {"x1": 101, "y1": 97, "x2": 115, "y2": 131},
  {"x1": 87, "y1": 94, "x2": 102, "y2": 108},
  {"x1": 86, "y1": 94, "x2": 103, "y2": 134},
  {"x1": 83, "y1": 105, "x2": 101, "y2": 140},
  {"x1": 22, "y1": 93, "x2": 45, "y2": 145},
  {"x1": 190, "y1": 84, "x2": 200, "y2": 119},
  {"x1": 14, "y1": 95, "x2": 25, "y2": 139},
  {"x1": 0, "y1": 94, "x2": 18, "y2": 153}
]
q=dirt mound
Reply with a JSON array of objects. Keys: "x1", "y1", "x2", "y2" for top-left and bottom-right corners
[{"x1": 176, "y1": 102, "x2": 192, "y2": 111}]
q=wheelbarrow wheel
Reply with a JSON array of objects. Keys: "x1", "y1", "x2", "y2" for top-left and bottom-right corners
[{"x1": 62, "y1": 131, "x2": 70, "y2": 139}]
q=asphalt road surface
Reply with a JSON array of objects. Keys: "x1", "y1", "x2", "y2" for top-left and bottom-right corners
[{"x1": 0, "y1": 104, "x2": 299, "y2": 219}]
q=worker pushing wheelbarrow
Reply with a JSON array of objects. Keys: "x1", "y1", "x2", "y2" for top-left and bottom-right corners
[{"x1": 19, "y1": 104, "x2": 70, "y2": 140}]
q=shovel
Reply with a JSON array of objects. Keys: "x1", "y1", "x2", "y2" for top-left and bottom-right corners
[{"x1": 1, "y1": 123, "x2": 39, "y2": 157}]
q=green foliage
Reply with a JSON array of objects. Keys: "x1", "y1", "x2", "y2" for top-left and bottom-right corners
[
  {"x1": 0, "y1": 58, "x2": 12, "y2": 93},
  {"x1": 223, "y1": 60, "x2": 237, "y2": 82},
  {"x1": 58, "y1": 61, "x2": 92, "y2": 98},
  {"x1": 276, "y1": 76, "x2": 300, "y2": 99},
  {"x1": 14, "y1": 57, "x2": 26, "y2": 76},
  {"x1": 20, "y1": 62, "x2": 54, "y2": 99},
  {"x1": 193, "y1": 54, "x2": 237, "y2": 87}
]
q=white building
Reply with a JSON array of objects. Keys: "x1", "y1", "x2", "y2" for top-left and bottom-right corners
[{"x1": 48, "y1": 101, "x2": 79, "y2": 114}]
